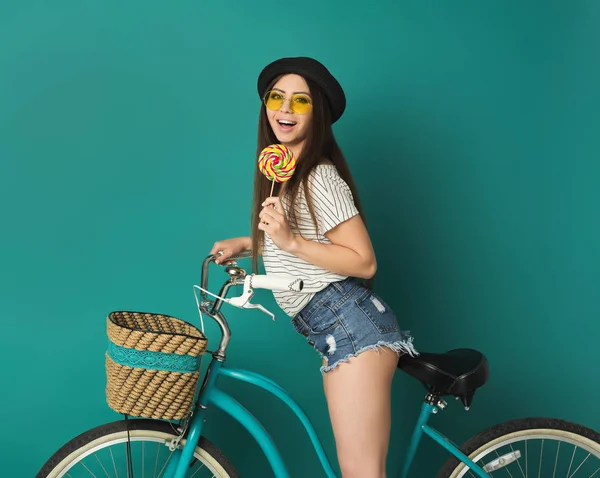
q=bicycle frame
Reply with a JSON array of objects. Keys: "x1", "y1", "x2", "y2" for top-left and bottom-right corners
[
  {"x1": 159, "y1": 354, "x2": 489, "y2": 478},
  {"x1": 399, "y1": 403, "x2": 489, "y2": 478},
  {"x1": 163, "y1": 354, "x2": 337, "y2": 478},
  {"x1": 157, "y1": 254, "x2": 489, "y2": 477}
]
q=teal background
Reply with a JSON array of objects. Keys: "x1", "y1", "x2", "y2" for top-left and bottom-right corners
[{"x1": 1, "y1": 1, "x2": 598, "y2": 476}]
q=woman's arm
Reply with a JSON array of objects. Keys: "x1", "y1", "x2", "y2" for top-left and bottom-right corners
[
  {"x1": 288, "y1": 215, "x2": 376, "y2": 279},
  {"x1": 259, "y1": 197, "x2": 376, "y2": 279},
  {"x1": 210, "y1": 236, "x2": 252, "y2": 264}
]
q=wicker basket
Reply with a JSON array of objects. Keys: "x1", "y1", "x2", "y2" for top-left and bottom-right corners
[{"x1": 105, "y1": 311, "x2": 208, "y2": 420}]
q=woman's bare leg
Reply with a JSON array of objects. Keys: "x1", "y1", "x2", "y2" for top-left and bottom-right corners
[{"x1": 323, "y1": 347, "x2": 399, "y2": 478}]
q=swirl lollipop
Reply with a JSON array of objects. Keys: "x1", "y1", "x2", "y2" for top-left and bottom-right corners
[{"x1": 258, "y1": 144, "x2": 297, "y2": 197}]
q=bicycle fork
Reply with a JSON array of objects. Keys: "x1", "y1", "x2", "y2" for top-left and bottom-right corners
[
  {"x1": 161, "y1": 406, "x2": 210, "y2": 478},
  {"x1": 162, "y1": 357, "x2": 221, "y2": 478}
]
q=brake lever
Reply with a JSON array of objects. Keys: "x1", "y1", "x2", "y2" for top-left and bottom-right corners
[
  {"x1": 226, "y1": 275, "x2": 276, "y2": 320},
  {"x1": 240, "y1": 301, "x2": 275, "y2": 321}
]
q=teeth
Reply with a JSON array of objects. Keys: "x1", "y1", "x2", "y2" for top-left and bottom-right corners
[{"x1": 278, "y1": 120, "x2": 296, "y2": 126}]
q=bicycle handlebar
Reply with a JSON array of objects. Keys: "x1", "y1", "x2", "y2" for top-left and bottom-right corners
[
  {"x1": 198, "y1": 251, "x2": 306, "y2": 359},
  {"x1": 224, "y1": 250, "x2": 253, "y2": 262},
  {"x1": 201, "y1": 250, "x2": 303, "y2": 295},
  {"x1": 200, "y1": 250, "x2": 252, "y2": 299},
  {"x1": 199, "y1": 251, "x2": 304, "y2": 313},
  {"x1": 251, "y1": 273, "x2": 304, "y2": 292}
]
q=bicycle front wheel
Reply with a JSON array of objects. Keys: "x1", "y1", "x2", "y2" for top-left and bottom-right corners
[
  {"x1": 437, "y1": 417, "x2": 600, "y2": 478},
  {"x1": 37, "y1": 419, "x2": 238, "y2": 478}
]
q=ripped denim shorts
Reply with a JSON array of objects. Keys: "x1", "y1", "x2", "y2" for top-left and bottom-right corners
[{"x1": 291, "y1": 277, "x2": 418, "y2": 374}]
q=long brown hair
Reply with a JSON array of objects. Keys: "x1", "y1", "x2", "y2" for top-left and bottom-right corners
[{"x1": 250, "y1": 75, "x2": 369, "y2": 280}]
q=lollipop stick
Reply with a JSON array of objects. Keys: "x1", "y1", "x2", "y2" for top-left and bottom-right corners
[{"x1": 269, "y1": 180, "x2": 275, "y2": 197}]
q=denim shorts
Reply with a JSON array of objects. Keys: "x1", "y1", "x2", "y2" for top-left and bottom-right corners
[{"x1": 291, "y1": 277, "x2": 418, "y2": 373}]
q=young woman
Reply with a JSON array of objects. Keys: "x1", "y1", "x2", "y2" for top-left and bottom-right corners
[{"x1": 210, "y1": 56, "x2": 418, "y2": 478}]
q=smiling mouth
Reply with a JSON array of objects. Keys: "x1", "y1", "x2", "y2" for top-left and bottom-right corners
[{"x1": 277, "y1": 120, "x2": 297, "y2": 127}]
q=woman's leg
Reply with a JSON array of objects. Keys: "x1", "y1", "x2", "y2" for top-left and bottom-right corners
[{"x1": 323, "y1": 347, "x2": 399, "y2": 478}]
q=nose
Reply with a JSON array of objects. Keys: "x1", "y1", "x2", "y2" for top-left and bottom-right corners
[{"x1": 280, "y1": 96, "x2": 293, "y2": 113}]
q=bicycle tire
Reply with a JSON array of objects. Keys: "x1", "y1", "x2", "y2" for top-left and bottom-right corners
[
  {"x1": 36, "y1": 418, "x2": 238, "y2": 478},
  {"x1": 436, "y1": 417, "x2": 600, "y2": 478}
]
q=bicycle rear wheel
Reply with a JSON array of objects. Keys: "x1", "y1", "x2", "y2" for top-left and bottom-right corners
[
  {"x1": 36, "y1": 419, "x2": 238, "y2": 478},
  {"x1": 437, "y1": 417, "x2": 600, "y2": 477}
]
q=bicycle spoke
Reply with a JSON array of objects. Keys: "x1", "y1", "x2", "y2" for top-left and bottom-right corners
[
  {"x1": 510, "y1": 444, "x2": 526, "y2": 478},
  {"x1": 93, "y1": 452, "x2": 111, "y2": 478},
  {"x1": 568, "y1": 452, "x2": 590, "y2": 477},
  {"x1": 526, "y1": 440, "x2": 528, "y2": 478},
  {"x1": 110, "y1": 447, "x2": 119, "y2": 478},
  {"x1": 553, "y1": 442, "x2": 561, "y2": 478},
  {"x1": 190, "y1": 460, "x2": 207, "y2": 478},
  {"x1": 494, "y1": 449, "x2": 514, "y2": 478},
  {"x1": 156, "y1": 449, "x2": 176, "y2": 478},
  {"x1": 154, "y1": 443, "x2": 160, "y2": 478},
  {"x1": 538, "y1": 439, "x2": 544, "y2": 478},
  {"x1": 81, "y1": 461, "x2": 98, "y2": 477},
  {"x1": 589, "y1": 467, "x2": 599, "y2": 478},
  {"x1": 566, "y1": 445, "x2": 577, "y2": 477}
]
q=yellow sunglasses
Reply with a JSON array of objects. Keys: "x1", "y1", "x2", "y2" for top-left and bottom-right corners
[{"x1": 263, "y1": 90, "x2": 313, "y2": 115}]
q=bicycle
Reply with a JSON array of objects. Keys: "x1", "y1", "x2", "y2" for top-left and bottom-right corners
[{"x1": 37, "y1": 251, "x2": 600, "y2": 477}]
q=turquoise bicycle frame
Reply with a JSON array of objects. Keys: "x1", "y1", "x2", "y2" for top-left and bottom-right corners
[{"x1": 158, "y1": 355, "x2": 489, "y2": 478}]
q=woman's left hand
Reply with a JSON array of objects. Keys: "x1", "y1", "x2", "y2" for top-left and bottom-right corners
[{"x1": 258, "y1": 197, "x2": 297, "y2": 252}]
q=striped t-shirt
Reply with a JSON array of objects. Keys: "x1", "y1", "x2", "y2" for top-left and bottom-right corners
[{"x1": 262, "y1": 164, "x2": 360, "y2": 317}]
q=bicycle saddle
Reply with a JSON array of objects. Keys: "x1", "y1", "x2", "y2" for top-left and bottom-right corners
[{"x1": 398, "y1": 348, "x2": 489, "y2": 409}]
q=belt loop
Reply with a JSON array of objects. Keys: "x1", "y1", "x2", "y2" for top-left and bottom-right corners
[{"x1": 331, "y1": 280, "x2": 344, "y2": 293}]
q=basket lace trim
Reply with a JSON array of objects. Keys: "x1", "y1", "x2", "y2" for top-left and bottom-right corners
[{"x1": 107, "y1": 342, "x2": 201, "y2": 373}]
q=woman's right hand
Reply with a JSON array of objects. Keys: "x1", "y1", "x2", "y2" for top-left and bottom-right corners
[{"x1": 210, "y1": 236, "x2": 251, "y2": 265}]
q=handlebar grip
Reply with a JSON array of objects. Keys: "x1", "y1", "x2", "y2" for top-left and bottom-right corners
[
  {"x1": 212, "y1": 250, "x2": 253, "y2": 264},
  {"x1": 251, "y1": 274, "x2": 304, "y2": 292},
  {"x1": 226, "y1": 250, "x2": 253, "y2": 261}
]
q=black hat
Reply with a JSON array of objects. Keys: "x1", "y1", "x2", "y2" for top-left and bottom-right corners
[{"x1": 257, "y1": 56, "x2": 346, "y2": 123}]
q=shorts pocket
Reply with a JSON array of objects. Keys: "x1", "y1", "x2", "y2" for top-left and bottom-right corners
[
  {"x1": 303, "y1": 307, "x2": 340, "y2": 335},
  {"x1": 291, "y1": 315, "x2": 310, "y2": 337},
  {"x1": 356, "y1": 290, "x2": 399, "y2": 334}
]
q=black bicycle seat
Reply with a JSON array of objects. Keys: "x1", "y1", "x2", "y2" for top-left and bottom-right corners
[{"x1": 398, "y1": 348, "x2": 489, "y2": 408}]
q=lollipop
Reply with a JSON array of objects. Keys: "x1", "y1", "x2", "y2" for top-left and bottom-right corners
[{"x1": 258, "y1": 144, "x2": 297, "y2": 197}]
